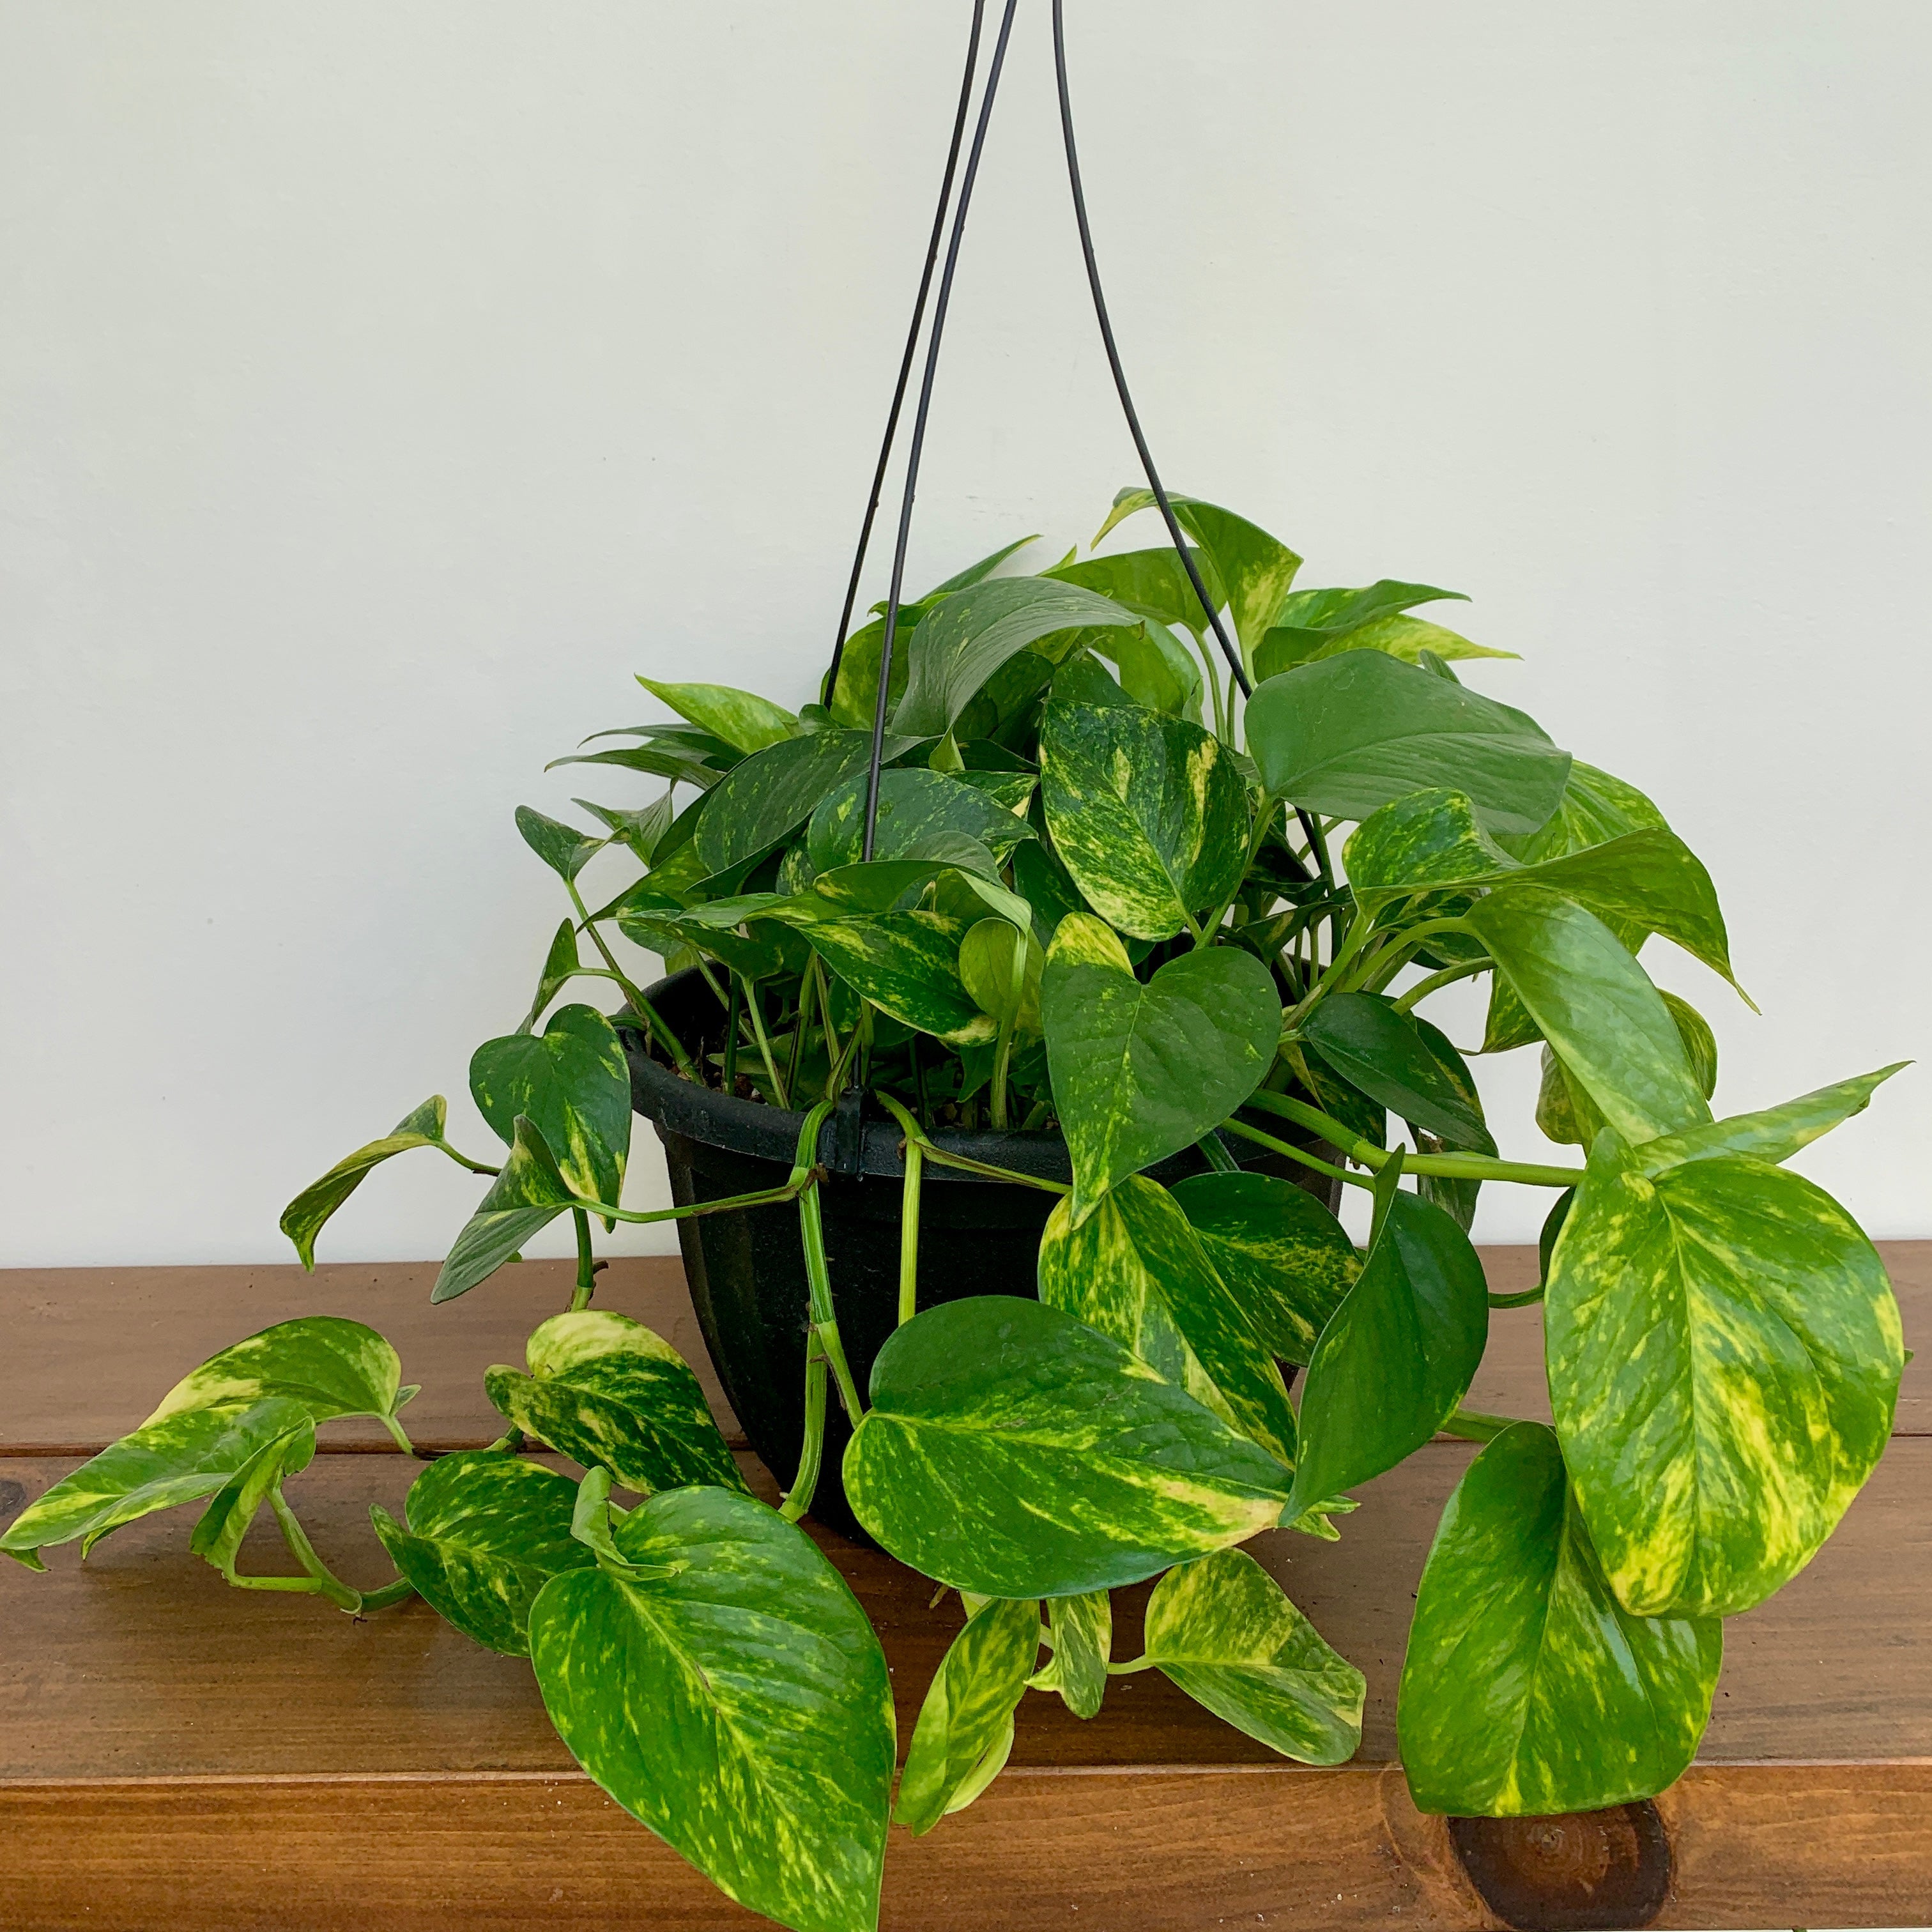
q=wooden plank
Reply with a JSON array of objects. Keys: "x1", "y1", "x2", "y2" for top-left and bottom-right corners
[
  {"x1": 3, "y1": 1438, "x2": 1924, "y2": 1781},
  {"x1": 0, "y1": 1764, "x2": 1927, "y2": 1931},
  {"x1": 0, "y1": 1255, "x2": 733, "y2": 1452},
  {"x1": 4, "y1": 1243, "x2": 1926, "y2": 1457}
]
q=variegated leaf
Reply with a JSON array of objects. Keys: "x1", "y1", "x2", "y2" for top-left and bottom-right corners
[
  {"x1": 1038, "y1": 1177, "x2": 1296, "y2": 1465},
  {"x1": 142, "y1": 1315, "x2": 406, "y2": 1430},
  {"x1": 1142, "y1": 1548, "x2": 1363, "y2": 1764},
  {"x1": 1038, "y1": 700, "x2": 1247, "y2": 940},
  {"x1": 635, "y1": 678, "x2": 798, "y2": 755},
  {"x1": 516, "y1": 804, "x2": 604, "y2": 881},
  {"x1": 188, "y1": 1410, "x2": 318, "y2": 1581},
  {"x1": 1, "y1": 1397, "x2": 316, "y2": 1568},
  {"x1": 799, "y1": 910, "x2": 995, "y2": 1046},
  {"x1": 1636, "y1": 1062, "x2": 1910, "y2": 1176},
  {"x1": 843, "y1": 1297, "x2": 1293, "y2": 1599},
  {"x1": 1538, "y1": 990, "x2": 1716, "y2": 1148},
  {"x1": 371, "y1": 1451, "x2": 592, "y2": 1655},
  {"x1": 529, "y1": 1486, "x2": 894, "y2": 1932},
  {"x1": 432, "y1": 1116, "x2": 578, "y2": 1304},
  {"x1": 1030, "y1": 1591, "x2": 1111, "y2": 1719},
  {"x1": 279, "y1": 1096, "x2": 450, "y2": 1269},
  {"x1": 485, "y1": 1310, "x2": 745, "y2": 1498},
  {"x1": 1041, "y1": 915, "x2": 1279, "y2": 1220},
  {"x1": 1546, "y1": 1135, "x2": 1904, "y2": 1617},
  {"x1": 1245, "y1": 652, "x2": 1570, "y2": 835},
  {"x1": 807, "y1": 767, "x2": 1032, "y2": 873},
  {"x1": 1046, "y1": 544, "x2": 1227, "y2": 635},
  {"x1": 1465, "y1": 886, "x2": 1710, "y2": 1146},
  {"x1": 693, "y1": 730, "x2": 915, "y2": 877},
  {"x1": 470, "y1": 1004, "x2": 631, "y2": 1206},
  {"x1": 1168, "y1": 1171, "x2": 1360, "y2": 1363},
  {"x1": 1399, "y1": 1422, "x2": 1721, "y2": 1815},
  {"x1": 894, "y1": 1595, "x2": 1040, "y2": 1834}
]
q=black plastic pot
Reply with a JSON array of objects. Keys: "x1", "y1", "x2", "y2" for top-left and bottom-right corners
[{"x1": 625, "y1": 969, "x2": 1336, "y2": 1539}]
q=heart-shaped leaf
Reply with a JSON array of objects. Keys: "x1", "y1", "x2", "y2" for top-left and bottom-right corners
[
  {"x1": 958, "y1": 918, "x2": 1043, "y2": 1036},
  {"x1": 470, "y1": 1004, "x2": 631, "y2": 1205},
  {"x1": 1300, "y1": 992, "x2": 1495, "y2": 1153},
  {"x1": 636, "y1": 678, "x2": 798, "y2": 756},
  {"x1": 279, "y1": 1096, "x2": 450, "y2": 1269},
  {"x1": 485, "y1": 1310, "x2": 745, "y2": 1497},
  {"x1": 1546, "y1": 1135, "x2": 1903, "y2": 1618},
  {"x1": 894, "y1": 1595, "x2": 1040, "y2": 1835},
  {"x1": 142, "y1": 1315, "x2": 408, "y2": 1430},
  {"x1": 1245, "y1": 652, "x2": 1570, "y2": 834},
  {"x1": 1038, "y1": 1176, "x2": 1296, "y2": 1465},
  {"x1": 843, "y1": 1297, "x2": 1292, "y2": 1599},
  {"x1": 694, "y1": 730, "x2": 917, "y2": 878},
  {"x1": 1168, "y1": 1172, "x2": 1360, "y2": 1363},
  {"x1": 1039, "y1": 701, "x2": 1248, "y2": 940},
  {"x1": 432, "y1": 1117, "x2": 578, "y2": 1304},
  {"x1": 1093, "y1": 492, "x2": 1301, "y2": 656},
  {"x1": 1041, "y1": 915, "x2": 1279, "y2": 1218},
  {"x1": 1538, "y1": 990, "x2": 1716, "y2": 1148},
  {"x1": 516, "y1": 805, "x2": 603, "y2": 881},
  {"x1": 1, "y1": 1397, "x2": 316, "y2": 1568},
  {"x1": 1029, "y1": 1591, "x2": 1111, "y2": 1719},
  {"x1": 807, "y1": 768, "x2": 1032, "y2": 873},
  {"x1": 371, "y1": 1451, "x2": 592, "y2": 1655},
  {"x1": 1399, "y1": 1421, "x2": 1721, "y2": 1816},
  {"x1": 1142, "y1": 1547, "x2": 1363, "y2": 1765},
  {"x1": 1047, "y1": 545, "x2": 1227, "y2": 634},
  {"x1": 1285, "y1": 1188, "x2": 1489, "y2": 1523},
  {"x1": 1466, "y1": 887, "x2": 1710, "y2": 1146},
  {"x1": 528, "y1": 1486, "x2": 894, "y2": 1932},
  {"x1": 891, "y1": 577, "x2": 1142, "y2": 739},
  {"x1": 1255, "y1": 579, "x2": 1476, "y2": 673}
]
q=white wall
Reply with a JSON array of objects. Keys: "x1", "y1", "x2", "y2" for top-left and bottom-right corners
[{"x1": 3, "y1": 0, "x2": 1928, "y2": 1265}]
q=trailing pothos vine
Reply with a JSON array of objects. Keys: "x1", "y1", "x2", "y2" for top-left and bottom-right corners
[{"x1": 4, "y1": 491, "x2": 1906, "y2": 1932}]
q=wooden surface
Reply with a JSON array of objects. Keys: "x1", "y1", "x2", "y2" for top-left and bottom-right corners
[{"x1": 2, "y1": 1251, "x2": 1928, "y2": 1930}]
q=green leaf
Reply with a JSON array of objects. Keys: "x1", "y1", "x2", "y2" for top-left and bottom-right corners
[
  {"x1": 1497, "y1": 758, "x2": 1667, "y2": 866},
  {"x1": 1286, "y1": 1190, "x2": 1489, "y2": 1522},
  {"x1": 546, "y1": 740, "x2": 727, "y2": 791},
  {"x1": 1038, "y1": 1177, "x2": 1297, "y2": 1464},
  {"x1": 636, "y1": 678, "x2": 799, "y2": 756},
  {"x1": 516, "y1": 804, "x2": 603, "y2": 882},
  {"x1": 843, "y1": 1296, "x2": 1293, "y2": 1599},
  {"x1": 1260, "y1": 611, "x2": 1514, "y2": 677},
  {"x1": 432, "y1": 1117, "x2": 578, "y2": 1305},
  {"x1": 485, "y1": 1310, "x2": 746, "y2": 1497},
  {"x1": 1300, "y1": 993, "x2": 1496, "y2": 1152},
  {"x1": 1010, "y1": 838, "x2": 1085, "y2": 950},
  {"x1": 1142, "y1": 1549, "x2": 1364, "y2": 1765},
  {"x1": 958, "y1": 917, "x2": 1042, "y2": 1036},
  {"x1": 469, "y1": 1004, "x2": 630, "y2": 1206},
  {"x1": 1398, "y1": 1422, "x2": 1721, "y2": 1815},
  {"x1": 1, "y1": 1397, "x2": 318, "y2": 1567},
  {"x1": 1256, "y1": 581, "x2": 1501, "y2": 676},
  {"x1": 806, "y1": 767, "x2": 1032, "y2": 873},
  {"x1": 891, "y1": 577, "x2": 1142, "y2": 739},
  {"x1": 528, "y1": 1485, "x2": 893, "y2": 1932},
  {"x1": 1094, "y1": 493, "x2": 1302, "y2": 657},
  {"x1": 371, "y1": 1451, "x2": 592, "y2": 1655},
  {"x1": 1245, "y1": 652, "x2": 1570, "y2": 835},
  {"x1": 1538, "y1": 991, "x2": 1716, "y2": 1149},
  {"x1": 923, "y1": 533, "x2": 1042, "y2": 597},
  {"x1": 1029, "y1": 1591, "x2": 1110, "y2": 1718},
  {"x1": 693, "y1": 730, "x2": 914, "y2": 878},
  {"x1": 576, "y1": 792, "x2": 678, "y2": 866},
  {"x1": 524, "y1": 918, "x2": 584, "y2": 1029},
  {"x1": 188, "y1": 1411, "x2": 318, "y2": 1581},
  {"x1": 1344, "y1": 788, "x2": 1740, "y2": 992},
  {"x1": 1547, "y1": 1133, "x2": 1904, "y2": 1616},
  {"x1": 1637, "y1": 1062, "x2": 1910, "y2": 1176},
  {"x1": 1039, "y1": 701, "x2": 1248, "y2": 940},
  {"x1": 1047, "y1": 546, "x2": 1227, "y2": 632},
  {"x1": 1466, "y1": 886, "x2": 1711, "y2": 1145},
  {"x1": 800, "y1": 911, "x2": 995, "y2": 1047},
  {"x1": 143, "y1": 1315, "x2": 406, "y2": 1430},
  {"x1": 1041, "y1": 915, "x2": 1280, "y2": 1218},
  {"x1": 1169, "y1": 1172, "x2": 1360, "y2": 1363},
  {"x1": 1100, "y1": 621, "x2": 1206, "y2": 719},
  {"x1": 279, "y1": 1096, "x2": 450, "y2": 1269},
  {"x1": 894, "y1": 1595, "x2": 1040, "y2": 1834}
]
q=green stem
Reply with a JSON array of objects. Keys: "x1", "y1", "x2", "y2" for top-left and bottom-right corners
[
  {"x1": 1199, "y1": 795, "x2": 1280, "y2": 946},
  {"x1": 565, "y1": 1177, "x2": 809, "y2": 1227},
  {"x1": 1489, "y1": 1285, "x2": 1546, "y2": 1310},
  {"x1": 267, "y1": 1487, "x2": 369, "y2": 1614},
  {"x1": 486, "y1": 1427, "x2": 524, "y2": 1453},
  {"x1": 1442, "y1": 1407, "x2": 1522, "y2": 1443},
  {"x1": 1222, "y1": 1116, "x2": 1372, "y2": 1191},
  {"x1": 787, "y1": 1101, "x2": 863, "y2": 1425},
  {"x1": 1341, "y1": 917, "x2": 1476, "y2": 997},
  {"x1": 723, "y1": 977, "x2": 741, "y2": 1091},
  {"x1": 571, "y1": 1208, "x2": 597, "y2": 1311},
  {"x1": 567, "y1": 881, "x2": 694, "y2": 1076},
  {"x1": 742, "y1": 979, "x2": 790, "y2": 1110},
  {"x1": 1194, "y1": 1131, "x2": 1239, "y2": 1174},
  {"x1": 988, "y1": 933, "x2": 1028, "y2": 1128},
  {"x1": 916, "y1": 1142, "x2": 1070, "y2": 1194},
  {"x1": 380, "y1": 1410, "x2": 415, "y2": 1456},
  {"x1": 780, "y1": 1333, "x2": 828, "y2": 1524},
  {"x1": 1287, "y1": 907, "x2": 1374, "y2": 1029},
  {"x1": 1392, "y1": 957, "x2": 1493, "y2": 1013},
  {"x1": 1105, "y1": 1655, "x2": 1157, "y2": 1676},
  {"x1": 1243, "y1": 1090, "x2": 1583, "y2": 1188},
  {"x1": 1187, "y1": 626, "x2": 1227, "y2": 741},
  {"x1": 355, "y1": 1577, "x2": 418, "y2": 1612},
  {"x1": 898, "y1": 1136, "x2": 924, "y2": 1326},
  {"x1": 788, "y1": 959, "x2": 822, "y2": 1100},
  {"x1": 434, "y1": 1142, "x2": 502, "y2": 1178}
]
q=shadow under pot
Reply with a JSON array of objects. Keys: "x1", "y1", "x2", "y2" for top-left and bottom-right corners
[{"x1": 624, "y1": 967, "x2": 1338, "y2": 1542}]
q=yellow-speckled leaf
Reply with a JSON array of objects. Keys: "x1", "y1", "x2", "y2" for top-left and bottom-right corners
[
  {"x1": 372, "y1": 1451, "x2": 593, "y2": 1656},
  {"x1": 279, "y1": 1096, "x2": 449, "y2": 1269},
  {"x1": 1039, "y1": 700, "x2": 1248, "y2": 940},
  {"x1": 894, "y1": 1595, "x2": 1040, "y2": 1834},
  {"x1": 470, "y1": 1004, "x2": 631, "y2": 1206},
  {"x1": 799, "y1": 910, "x2": 994, "y2": 1046},
  {"x1": 636, "y1": 678, "x2": 798, "y2": 755},
  {"x1": 529, "y1": 1485, "x2": 894, "y2": 1932},
  {"x1": 1038, "y1": 1177, "x2": 1296, "y2": 1466},
  {"x1": 807, "y1": 767, "x2": 1032, "y2": 873},
  {"x1": 432, "y1": 1116, "x2": 578, "y2": 1304},
  {"x1": 485, "y1": 1310, "x2": 746, "y2": 1498},
  {"x1": 1546, "y1": 1135, "x2": 1904, "y2": 1617},
  {"x1": 1399, "y1": 1422, "x2": 1721, "y2": 1814},
  {"x1": 843, "y1": 1298, "x2": 1293, "y2": 1599},
  {"x1": 143, "y1": 1315, "x2": 405, "y2": 1430},
  {"x1": 188, "y1": 1410, "x2": 318, "y2": 1581},
  {"x1": 694, "y1": 730, "x2": 918, "y2": 878},
  {"x1": 1636, "y1": 1062, "x2": 1910, "y2": 1176},
  {"x1": 1537, "y1": 992, "x2": 1717, "y2": 1149},
  {"x1": 1143, "y1": 1548, "x2": 1363, "y2": 1764},
  {"x1": 1029, "y1": 1591, "x2": 1111, "y2": 1719}
]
